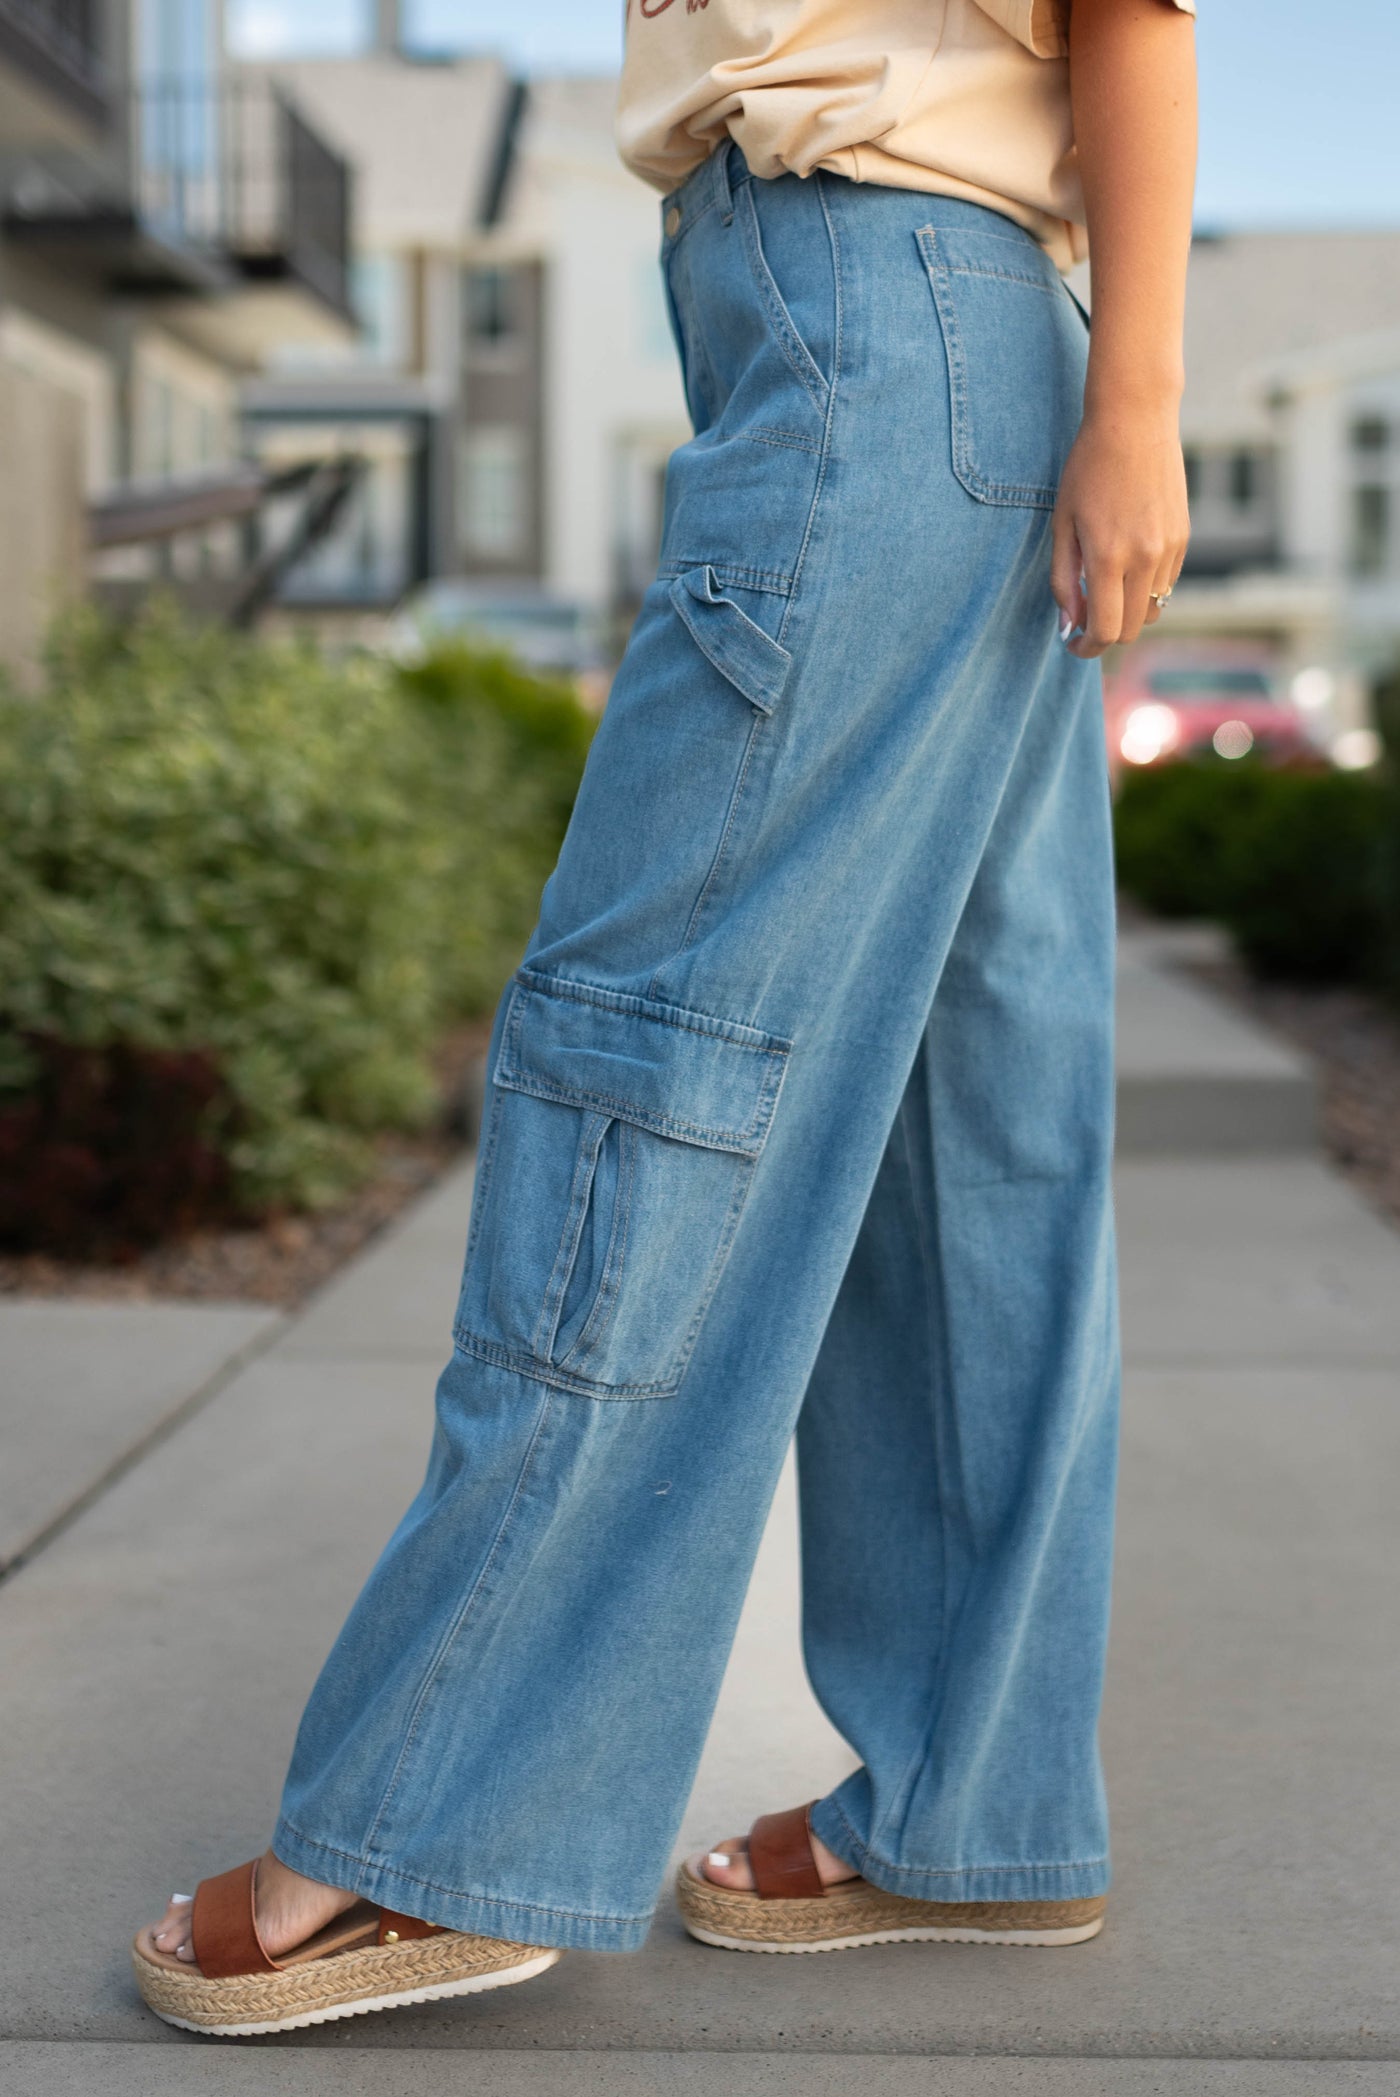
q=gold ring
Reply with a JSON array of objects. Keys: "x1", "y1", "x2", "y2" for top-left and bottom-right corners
[{"x1": 1150, "y1": 587, "x2": 1173, "y2": 610}]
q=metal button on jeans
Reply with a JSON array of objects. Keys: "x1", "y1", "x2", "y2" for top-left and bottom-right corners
[{"x1": 665, "y1": 206, "x2": 682, "y2": 237}]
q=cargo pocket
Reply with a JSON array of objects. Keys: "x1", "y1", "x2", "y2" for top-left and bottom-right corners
[
  {"x1": 917, "y1": 224, "x2": 1089, "y2": 510},
  {"x1": 455, "y1": 970, "x2": 791, "y2": 1398}
]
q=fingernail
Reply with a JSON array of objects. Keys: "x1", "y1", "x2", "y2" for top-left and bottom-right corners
[
  {"x1": 1058, "y1": 616, "x2": 1073, "y2": 641},
  {"x1": 177, "y1": 1943, "x2": 196, "y2": 1962},
  {"x1": 170, "y1": 1894, "x2": 192, "y2": 1906},
  {"x1": 707, "y1": 1851, "x2": 731, "y2": 1870}
]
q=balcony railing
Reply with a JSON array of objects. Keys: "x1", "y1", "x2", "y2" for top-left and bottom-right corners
[
  {"x1": 3, "y1": 77, "x2": 352, "y2": 322},
  {"x1": 0, "y1": 0, "x2": 106, "y2": 122},
  {"x1": 135, "y1": 79, "x2": 352, "y2": 318}
]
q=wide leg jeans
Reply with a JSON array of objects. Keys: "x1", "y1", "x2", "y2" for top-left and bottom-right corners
[{"x1": 274, "y1": 144, "x2": 1120, "y2": 1952}]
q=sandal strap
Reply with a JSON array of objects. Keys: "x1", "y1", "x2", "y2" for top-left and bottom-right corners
[
  {"x1": 190, "y1": 1860, "x2": 443, "y2": 1976},
  {"x1": 748, "y1": 1803, "x2": 824, "y2": 1900},
  {"x1": 192, "y1": 1860, "x2": 278, "y2": 1980}
]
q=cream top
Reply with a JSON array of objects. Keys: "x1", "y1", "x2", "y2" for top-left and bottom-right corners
[{"x1": 617, "y1": 0, "x2": 1196, "y2": 275}]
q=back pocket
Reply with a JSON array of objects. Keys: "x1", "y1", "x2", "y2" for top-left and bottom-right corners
[
  {"x1": 917, "y1": 224, "x2": 1089, "y2": 510},
  {"x1": 455, "y1": 971, "x2": 791, "y2": 1398}
]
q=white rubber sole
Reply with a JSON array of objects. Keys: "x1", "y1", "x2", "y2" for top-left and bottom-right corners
[
  {"x1": 683, "y1": 1918, "x2": 1104, "y2": 1955},
  {"x1": 146, "y1": 1946, "x2": 563, "y2": 2037}
]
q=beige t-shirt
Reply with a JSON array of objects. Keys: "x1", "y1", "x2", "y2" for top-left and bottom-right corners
[{"x1": 617, "y1": 0, "x2": 1195, "y2": 275}]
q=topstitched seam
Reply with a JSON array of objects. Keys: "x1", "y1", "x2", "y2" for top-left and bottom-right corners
[
  {"x1": 359, "y1": 1385, "x2": 556, "y2": 1863},
  {"x1": 510, "y1": 971, "x2": 793, "y2": 1052}
]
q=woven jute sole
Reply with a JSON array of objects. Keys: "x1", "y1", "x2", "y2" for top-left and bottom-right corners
[
  {"x1": 676, "y1": 1857, "x2": 1106, "y2": 1954},
  {"x1": 132, "y1": 1926, "x2": 562, "y2": 2036}
]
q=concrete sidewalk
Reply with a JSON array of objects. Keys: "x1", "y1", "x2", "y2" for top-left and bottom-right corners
[{"x1": 2, "y1": 945, "x2": 1397, "y2": 2093}]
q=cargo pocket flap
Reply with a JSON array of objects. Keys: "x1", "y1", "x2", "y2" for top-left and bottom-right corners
[
  {"x1": 496, "y1": 970, "x2": 790, "y2": 1158},
  {"x1": 669, "y1": 564, "x2": 793, "y2": 716}
]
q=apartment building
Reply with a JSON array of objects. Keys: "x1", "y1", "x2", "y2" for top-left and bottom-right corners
[
  {"x1": 458, "y1": 71, "x2": 687, "y2": 617},
  {"x1": 239, "y1": 32, "x2": 687, "y2": 636},
  {"x1": 1075, "y1": 228, "x2": 1400, "y2": 728},
  {"x1": 0, "y1": 0, "x2": 355, "y2": 671},
  {"x1": 238, "y1": 48, "x2": 519, "y2": 619}
]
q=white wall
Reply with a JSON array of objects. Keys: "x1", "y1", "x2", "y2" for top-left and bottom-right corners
[
  {"x1": 490, "y1": 81, "x2": 689, "y2": 609},
  {"x1": 546, "y1": 156, "x2": 687, "y2": 603},
  {"x1": 1277, "y1": 382, "x2": 1348, "y2": 583}
]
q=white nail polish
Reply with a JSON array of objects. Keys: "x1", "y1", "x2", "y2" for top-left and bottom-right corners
[
  {"x1": 170, "y1": 1893, "x2": 192, "y2": 1906},
  {"x1": 706, "y1": 1851, "x2": 731, "y2": 1869},
  {"x1": 1058, "y1": 616, "x2": 1073, "y2": 642}
]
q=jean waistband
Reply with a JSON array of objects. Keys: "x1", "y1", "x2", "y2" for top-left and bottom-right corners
[
  {"x1": 660, "y1": 137, "x2": 1056, "y2": 271},
  {"x1": 661, "y1": 136, "x2": 749, "y2": 246}
]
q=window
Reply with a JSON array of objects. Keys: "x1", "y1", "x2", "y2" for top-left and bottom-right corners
[
  {"x1": 464, "y1": 267, "x2": 517, "y2": 351},
  {"x1": 1228, "y1": 450, "x2": 1257, "y2": 509},
  {"x1": 1351, "y1": 485, "x2": 1390, "y2": 578},
  {"x1": 1351, "y1": 415, "x2": 1389, "y2": 455},
  {"x1": 351, "y1": 253, "x2": 410, "y2": 367},
  {"x1": 1147, "y1": 669, "x2": 1276, "y2": 703},
  {"x1": 460, "y1": 424, "x2": 529, "y2": 559},
  {"x1": 138, "y1": 0, "x2": 220, "y2": 240},
  {"x1": 139, "y1": 374, "x2": 174, "y2": 477},
  {"x1": 196, "y1": 402, "x2": 222, "y2": 468}
]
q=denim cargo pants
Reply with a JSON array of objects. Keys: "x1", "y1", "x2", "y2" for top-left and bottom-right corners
[{"x1": 275, "y1": 143, "x2": 1120, "y2": 1952}]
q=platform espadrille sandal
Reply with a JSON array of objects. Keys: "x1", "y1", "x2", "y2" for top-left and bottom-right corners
[
  {"x1": 132, "y1": 1859, "x2": 561, "y2": 2036},
  {"x1": 676, "y1": 1804, "x2": 1106, "y2": 1954}
]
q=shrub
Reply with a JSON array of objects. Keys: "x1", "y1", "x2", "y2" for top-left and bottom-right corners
[
  {"x1": 398, "y1": 641, "x2": 595, "y2": 839},
  {"x1": 1217, "y1": 768, "x2": 1393, "y2": 983},
  {"x1": 395, "y1": 643, "x2": 594, "y2": 1014},
  {"x1": 1113, "y1": 759, "x2": 1274, "y2": 920},
  {"x1": 1114, "y1": 757, "x2": 1396, "y2": 986},
  {"x1": 0, "y1": 607, "x2": 594, "y2": 1226}
]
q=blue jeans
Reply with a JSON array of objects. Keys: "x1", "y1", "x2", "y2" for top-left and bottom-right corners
[{"x1": 274, "y1": 144, "x2": 1119, "y2": 1953}]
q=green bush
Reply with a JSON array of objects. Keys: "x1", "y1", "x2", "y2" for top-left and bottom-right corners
[
  {"x1": 0, "y1": 607, "x2": 593, "y2": 1219},
  {"x1": 1114, "y1": 758, "x2": 1396, "y2": 985},
  {"x1": 1113, "y1": 760, "x2": 1273, "y2": 920},
  {"x1": 1217, "y1": 768, "x2": 1393, "y2": 982},
  {"x1": 395, "y1": 642, "x2": 595, "y2": 1014}
]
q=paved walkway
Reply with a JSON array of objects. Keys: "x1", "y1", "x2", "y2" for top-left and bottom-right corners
[{"x1": 2, "y1": 944, "x2": 1397, "y2": 2094}]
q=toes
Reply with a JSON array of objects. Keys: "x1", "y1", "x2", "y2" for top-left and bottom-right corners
[
  {"x1": 701, "y1": 1838, "x2": 755, "y2": 1890},
  {"x1": 152, "y1": 1893, "x2": 193, "y2": 1953}
]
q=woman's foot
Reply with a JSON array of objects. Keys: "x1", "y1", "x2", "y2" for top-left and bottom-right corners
[
  {"x1": 150, "y1": 1848, "x2": 358, "y2": 1964},
  {"x1": 135, "y1": 1856, "x2": 564, "y2": 2036},
  {"x1": 680, "y1": 1806, "x2": 1107, "y2": 1954},
  {"x1": 700, "y1": 1827, "x2": 858, "y2": 1890}
]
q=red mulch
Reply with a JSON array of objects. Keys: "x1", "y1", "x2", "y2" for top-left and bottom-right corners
[{"x1": 0, "y1": 1021, "x2": 492, "y2": 1308}]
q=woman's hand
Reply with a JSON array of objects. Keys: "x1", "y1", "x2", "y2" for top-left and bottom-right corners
[
  {"x1": 1050, "y1": 400, "x2": 1190, "y2": 659},
  {"x1": 1059, "y1": 0, "x2": 1198, "y2": 659}
]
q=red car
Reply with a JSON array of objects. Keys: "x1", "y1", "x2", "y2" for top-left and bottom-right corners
[{"x1": 1104, "y1": 643, "x2": 1317, "y2": 779}]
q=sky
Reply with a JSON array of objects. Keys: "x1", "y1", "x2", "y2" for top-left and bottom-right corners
[{"x1": 225, "y1": 0, "x2": 1400, "y2": 229}]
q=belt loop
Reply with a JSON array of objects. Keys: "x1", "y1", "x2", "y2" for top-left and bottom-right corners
[{"x1": 714, "y1": 135, "x2": 736, "y2": 226}]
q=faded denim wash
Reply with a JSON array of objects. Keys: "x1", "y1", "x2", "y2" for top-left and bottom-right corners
[{"x1": 274, "y1": 142, "x2": 1119, "y2": 1953}]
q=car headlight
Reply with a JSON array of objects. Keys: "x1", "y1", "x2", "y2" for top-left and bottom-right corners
[
  {"x1": 1212, "y1": 720, "x2": 1255, "y2": 760},
  {"x1": 1119, "y1": 703, "x2": 1181, "y2": 765}
]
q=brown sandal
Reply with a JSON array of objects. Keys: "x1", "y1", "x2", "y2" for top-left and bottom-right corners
[
  {"x1": 676, "y1": 1803, "x2": 1106, "y2": 1954},
  {"x1": 132, "y1": 1859, "x2": 562, "y2": 2035}
]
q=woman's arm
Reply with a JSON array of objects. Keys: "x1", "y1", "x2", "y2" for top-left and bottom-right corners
[{"x1": 1051, "y1": 0, "x2": 1198, "y2": 657}]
